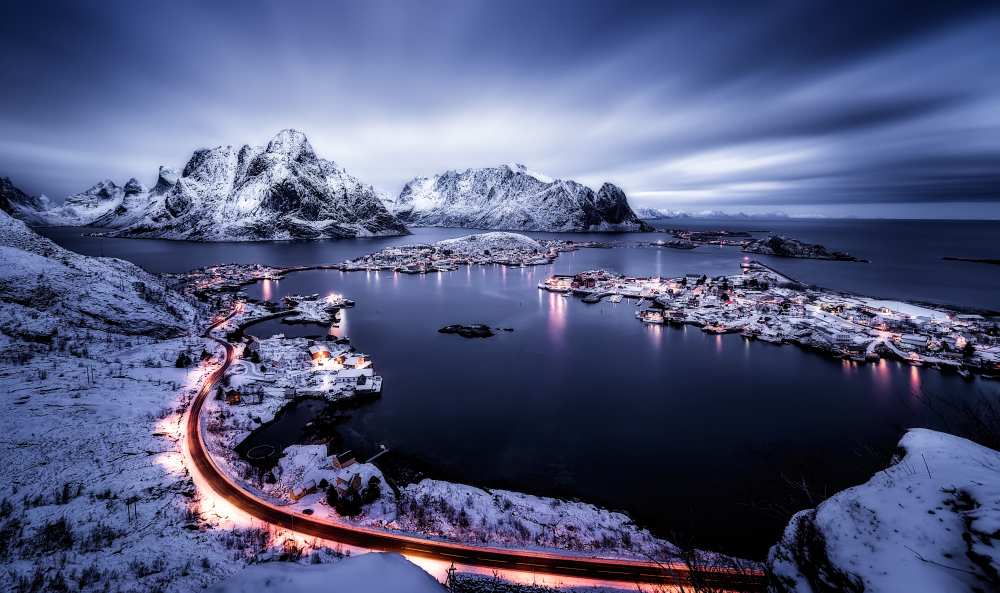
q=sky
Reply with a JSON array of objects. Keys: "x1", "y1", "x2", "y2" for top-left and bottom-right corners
[{"x1": 1, "y1": 0, "x2": 999, "y2": 218}]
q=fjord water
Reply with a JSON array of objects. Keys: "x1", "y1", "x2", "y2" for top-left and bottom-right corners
[{"x1": 41, "y1": 220, "x2": 1000, "y2": 558}]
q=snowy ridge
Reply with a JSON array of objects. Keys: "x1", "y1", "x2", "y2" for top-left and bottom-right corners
[
  {"x1": 0, "y1": 210, "x2": 196, "y2": 338},
  {"x1": 390, "y1": 163, "x2": 652, "y2": 232},
  {"x1": 35, "y1": 130, "x2": 409, "y2": 241},
  {"x1": 768, "y1": 429, "x2": 1000, "y2": 593}
]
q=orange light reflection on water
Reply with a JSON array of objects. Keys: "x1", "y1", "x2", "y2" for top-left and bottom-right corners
[
  {"x1": 547, "y1": 292, "x2": 566, "y2": 341},
  {"x1": 909, "y1": 365, "x2": 922, "y2": 393}
]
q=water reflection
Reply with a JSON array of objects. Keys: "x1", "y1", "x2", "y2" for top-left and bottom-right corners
[
  {"x1": 909, "y1": 365, "x2": 922, "y2": 395},
  {"x1": 261, "y1": 278, "x2": 274, "y2": 301},
  {"x1": 647, "y1": 322, "x2": 662, "y2": 350},
  {"x1": 335, "y1": 307, "x2": 349, "y2": 338},
  {"x1": 546, "y1": 292, "x2": 567, "y2": 341},
  {"x1": 872, "y1": 359, "x2": 891, "y2": 395}
]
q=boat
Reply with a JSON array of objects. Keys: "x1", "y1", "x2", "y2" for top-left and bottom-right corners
[{"x1": 609, "y1": 294, "x2": 623, "y2": 303}]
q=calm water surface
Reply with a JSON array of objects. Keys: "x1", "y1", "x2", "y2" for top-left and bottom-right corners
[{"x1": 41, "y1": 221, "x2": 1000, "y2": 558}]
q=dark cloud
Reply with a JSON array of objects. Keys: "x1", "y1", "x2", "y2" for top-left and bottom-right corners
[{"x1": 0, "y1": 0, "x2": 998, "y2": 216}]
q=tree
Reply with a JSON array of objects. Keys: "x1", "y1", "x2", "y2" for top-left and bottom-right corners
[
  {"x1": 361, "y1": 477, "x2": 381, "y2": 504},
  {"x1": 175, "y1": 351, "x2": 192, "y2": 368}
]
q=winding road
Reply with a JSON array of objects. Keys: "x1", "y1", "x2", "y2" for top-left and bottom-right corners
[{"x1": 186, "y1": 304, "x2": 766, "y2": 590}]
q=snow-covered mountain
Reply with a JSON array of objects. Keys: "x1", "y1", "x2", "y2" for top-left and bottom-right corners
[
  {"x1": 37, "y1": 129, "x2": 409, "y2": 241},
  {"x1": 389, "y1": 163, "x2": 652, "y2": 232},
  {"x1": 0, "y1": 209, "x2": 197, "y2": 338},
  {"x1": 636, "y1": 207, "x2": 792, "y2": 220},
  {"x1": 0, "y1": 176, "x2": 49, "y2": 224},
  {"x1": 40, "y1": 178, "x2": 146, "y2": 226}
]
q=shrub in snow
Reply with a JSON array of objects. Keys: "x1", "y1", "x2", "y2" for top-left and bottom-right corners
[{"x1": 36, "y1": 517, "x2": 74, "y2": 554}]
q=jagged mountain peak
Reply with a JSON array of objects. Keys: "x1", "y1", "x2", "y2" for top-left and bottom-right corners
[
  {"x1": 32, "y1": 130, "x2": 407, "y2": 241},
  {"x1": 153, "y1": 166, "x2": 179, "y2": 195},
  {"x1": 79, "y1": 179, "x2": 121, "y2": 199},
  {"x1": 264, "y1": 128, "x2": 316, "y2": 161},
  {"x1": 123, "y1": 178, "x2": 144, "y2": 195},
  {"x1": 391, "y1": 165, "x2": 650, "y2": 233}
]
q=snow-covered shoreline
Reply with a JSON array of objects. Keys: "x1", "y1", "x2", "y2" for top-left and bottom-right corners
[{"x1": 201, "y1": 300, "x2": 689, "y2": 564}]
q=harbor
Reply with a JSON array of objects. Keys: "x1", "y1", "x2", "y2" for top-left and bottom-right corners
[{"x1": 541, "y1": 260, "x2": 1000, "y2": 376}]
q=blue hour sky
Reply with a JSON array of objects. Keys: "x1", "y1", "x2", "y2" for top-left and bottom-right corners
[{"x1": 1, "y1": 0, "x2": 998, "y2": 218}]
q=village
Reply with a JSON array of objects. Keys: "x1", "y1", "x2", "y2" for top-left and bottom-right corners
[
  {"x1": 197, "y1": 296, "x2": 384, "y2": 496},
  {"x1": 341, "y1": 231, "x2": 603, "y2": 273},
  {"x1": 541, "y1": 260, "x2": 1000, "y2": 376},
  {"x1": 172, "y1": 262, "x2": 288, "y2": 296}
]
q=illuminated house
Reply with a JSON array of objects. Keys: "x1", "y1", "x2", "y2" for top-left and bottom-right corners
[
  {"x1": 343, "y1": 354, "x2": 371, "y2": 369},
  {"x1": 308, "y1": 344, "x2": 331, "y2": 362},
  {"x1": 543, "y1": 275, "x2": 574, "y2": 292}
]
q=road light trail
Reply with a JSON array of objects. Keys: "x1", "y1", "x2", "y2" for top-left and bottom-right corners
[{"x1": 185, "y1": 303, "x2": 766, "y2": 590}]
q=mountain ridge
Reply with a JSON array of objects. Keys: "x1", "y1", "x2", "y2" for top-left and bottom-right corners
[
  {"x1": 24, "y1": 129, "x2": 410, "y2": 242},
  {"x1": 388, "y1": 163, "x2": 651, "y2": 232}
]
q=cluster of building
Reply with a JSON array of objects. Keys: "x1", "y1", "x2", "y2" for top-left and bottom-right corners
[
  {"x1": 282, "y1": 293, "x2": 355, "y2": 324},
  {"x1": 173, "y1": 263, "x2": 286, "y2": 297},
  {"x1": 542, "y1": 261, "x2": 1000, "y2": 376},
  {"x1": 339, "y1": 236, "x2": 596, "y2": 274},
  {"x1": 225, "y1": 334, "x2": 382, "y2": 404}
]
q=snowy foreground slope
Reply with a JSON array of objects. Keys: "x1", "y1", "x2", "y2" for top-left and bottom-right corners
[
  {"x1": 0, "y1": 210, "x2": 195, "y2": 338},
  {"x1": 0, "y1": 217, "x2": 370, "y2": 592},
  {"x1": 389, "y1": 163, "x2": 652, "y2": 232},
  {"x1": 768, "y1": 429, "x2": 1000, "y2": 593},
  {"x1": 33, "y1": 129, "x2": 409, "y2": 241}
]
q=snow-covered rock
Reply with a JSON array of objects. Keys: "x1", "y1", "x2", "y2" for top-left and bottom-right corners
[
  {"x1": 0, "y1": 209, "x2": 197, "y2": 338},
  {"x1": 0, "y1": 176, "x2": 49, "y2": 224},
  {"x1": 391, "y1": 479, "x2": 677, "y2": 559},
  {"x1": 209, "y1": 553, "x2": 447, "y2": 593},
  {"x1": 38, "y1": 129, "x2": 409, "y2": 241},
  {"x1": 743, "y1": 235, "x2": 862, "y2": 261},
  {"x1": 768, "y1": 429, "x2": 1000, "y2": 593},
  {"x1": 390, "y1": 163, "x2": 651, "y2": 232}
]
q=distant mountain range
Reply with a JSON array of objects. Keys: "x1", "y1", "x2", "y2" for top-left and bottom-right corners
[
  {"x1": 3, "y1": 135, "x2": 659, "y2": 239},
  {"x1": 387, "y1": 163, "x2": 651, "y2": 232},
  {"x1": 635, "y1": 207, "x2": 794, "y2": 220}
]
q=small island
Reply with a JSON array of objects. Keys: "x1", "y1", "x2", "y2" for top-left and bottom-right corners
[
  {"x1": 742, "y1": 235, "x2": 867, "y2": 262},
  {"x1": 438, "y1": 324, "x2": 504, "y2": 338},
  {"x1": 943, "y1": 256, "x2": 1000, "y2": 266},
  {"x1": 651, "y1": 229, "x2": 865, "y2": 261}
]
